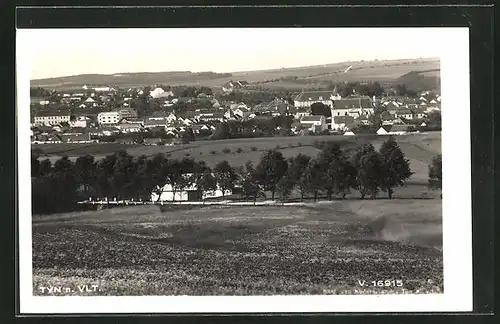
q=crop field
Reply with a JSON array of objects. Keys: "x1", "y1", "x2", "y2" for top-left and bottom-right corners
[
  {"x1": 33, "y1": 199, "x2": 443, "y2": 296},
  {"x1": 31, "y1": 58, "x2": 439, "y2": 90}
]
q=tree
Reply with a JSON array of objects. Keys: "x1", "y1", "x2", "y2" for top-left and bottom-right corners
[
  {"x1": 111, "y1": 151, "x2": 137, "y2": 200},
  {"x1": 147, "y1": 153, "x2": 172, "y2": 202},
  {"x1": 74, "y1": 155, "x2": 96, "y2": 198},
  {"x1": 181, "y1": 127, "x2": 196, "y2": 143},
  {"x1": 287, "y1": 154, "x2": 311, "y2": 201},
  {"x1": 240, "y1": 162, "x2": 263, "y2": 204},
  {"x1": 378, "y1": 137, "x2": 413, "y2": 199},
  {"x1": 302, "y1": 159, "x2": 324, "y2": 202},
  {"x1": 31, "y1": 156, "x2": 40, "y2": 178},
  {"x1": 276, "y1": 174, "x2": 295, "y2": 204},
  {"x1": 214, "y1": 160, "x2": 237, "y2": 199},
  {"x1": 310, "y1": 102, "x2": 331, "y2": 117},
  {"x1": 319, "y1": 145, "x2": 356, "y2": 200},
  {"x1": 352, "y1": 144, "x2": 383, "y2": 199},
  {"x1": 428, "y1": 154, "x2": 442, "y2": 197},
  {"x1": 426, "y1": 110, "x2": 441, "y2": 128},
  {"x1": 255, "y1": 149, "x2": 288, "y2": 200}
]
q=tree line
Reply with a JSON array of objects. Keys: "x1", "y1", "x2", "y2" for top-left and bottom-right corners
[{"x1": 30, "y1": 137, "x2": 440, "y2": 215}]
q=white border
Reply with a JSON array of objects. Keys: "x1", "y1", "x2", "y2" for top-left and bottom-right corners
[{"x1": 17, "y1": 28, "x2": 472, "y2": 314}]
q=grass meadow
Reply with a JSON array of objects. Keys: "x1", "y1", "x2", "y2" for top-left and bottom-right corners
[
  {"x1": 34, "y1": 132, "x2": 441, "y2": 183},
  {"x1": 33, "y1": 199, "x2": 442, "y2": 296}
]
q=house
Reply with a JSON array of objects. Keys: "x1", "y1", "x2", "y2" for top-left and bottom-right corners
[
  {"x1": 343, "y1": 130, "x2": 356, "y2": 136},
  {"x1": 118, "y1": 123, "x2": 143, "y2": 133},
  {"x1": 69, "y1": 116, "x2": 89, "y2": 128},
  {"x1": 61, "y1": 133, "x2": 92, "y2": 143},
  {"x1": 149, "y1": 87, "x2": 165, "y2": 98},
  {"x1": 197, "y1": 112, "x2": 225, "y2": 122},
  {"x1": 99, "y1": 127, "x2": 121, "y2": 137},
  {"x1": 97, "y1": 111, "x2": 120, "y2": 125},
  {"x1": 299, "y1": 115, "x2": 328, "y2": 132},
  {"x1": 410, "y1": 107, "x2": 426, "y2": 119},
  {"x1": 393, "y1": 108, "x2": 413, "y2": 120},
  {"x1": 34, "y1": 111, "x2": 71, "y2": 126},
  {"x1": 294, "y1": 107, "x2": 310, "y2": 119},
  {"x1": 293, "y1": 90, "x2": 338, "y2": 108},
  {"x1": 331, "y1": 115, "x2": 355, "y2": 131},
  {"x1": 222, "y1": 81, "x2": 247, "y2": 93},
  {"x1": 117, "y1": 108, "x2": 138, "y2": 120},
  {"x1": 388, "y1": 124, "x2": 415, "y2": 135},
  {"x1": 151, "y1": 173, "x2": 232, "y2": 202},
  {"x1": 376, "y1": 126, "x2": 391, "y2": 135},
  {"x1": 144, "y1": 117, "x2": 167, "y2": 129},
  {"x1": 355, "y1": 115, "x2": 370, "y2": 126},
  {"x1": 232, "y1": 108, "x2": 252, "y2": 119},
  {"x1": 161, "y1": 112, "x2": 177, "y2": 124},
  {"x1": 30, "y1": 97, "x2": 50, "y2": 105},
  {"x1": 331, "y1": 96, "x2": 374, "y2": 117},
  {"x1": 380, "y1": 111, "x2": 396, "y2": 125}
]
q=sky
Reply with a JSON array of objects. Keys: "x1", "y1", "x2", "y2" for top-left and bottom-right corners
[{"x1": 19, "y1": 28, "x2": 447, "y2": 80}]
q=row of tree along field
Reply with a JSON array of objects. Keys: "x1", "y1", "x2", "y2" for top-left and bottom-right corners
[{"x1": 31, "y1": 137, "x2": 442, "y2": 215}]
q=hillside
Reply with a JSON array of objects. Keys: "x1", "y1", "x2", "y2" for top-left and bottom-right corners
[
  {"x1": 395, "y1": 70, "x2": 441, "y2": 92},
  {"x1": 31, "y1": 57, "x2": 440, "y2": 91}
]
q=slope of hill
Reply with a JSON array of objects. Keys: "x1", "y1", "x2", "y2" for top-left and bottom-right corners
[
  {"x1": 395, "y1": 70, "x2": 441, "y2": 92},
  {"x1": 31, "y1": 58, "x2": 440, "y2": 90}
]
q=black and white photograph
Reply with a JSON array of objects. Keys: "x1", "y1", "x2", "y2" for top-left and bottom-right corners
[{"x1": 17, "y1": 26, "x2": 473, "y2": 313}]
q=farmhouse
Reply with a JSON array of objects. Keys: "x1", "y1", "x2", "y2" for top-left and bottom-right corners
[
  {"x1": 294, "y1": 90, "x2": 339, "y2": 108},
  {"x1": 299, "y1": 115, "x2": 328, "y2": 132},
  {"x1": 151, "y1": 173, "x2": 232, "y2": 202}
]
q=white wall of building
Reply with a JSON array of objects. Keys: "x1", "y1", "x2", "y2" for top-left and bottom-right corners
[
  {"x1": 34, "y1": 115, "x2": 70, "y2": 126},
  {"x1": 98, "y1": 111, "x2": 120, "y2": 125}
]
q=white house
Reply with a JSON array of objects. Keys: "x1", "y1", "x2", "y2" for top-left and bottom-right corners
[
  {"x1": 165, "y1": 113, "x2": 177, "y2": 124},
  {"x1": 299, "y1": 115, "x2": 328, "y2": 132},
  {"x1": 97, "y1": 111, "x2": 120, "y2": 125},
  {"x1": 376, "y1": 126, "x2": 389, "y2": 135},
  {"x1": 331, "y1": 97, "x2": 374, "y2": 117},
  {"x1": 344, "y1": 130, "x2": 356, "y2": 136},
  {"x1": 149, "y1": 87, "x2": 165, "y2": 98},
  {"x1": 34, "y1": 113, "x2": 71, "y2": 126},
  {"x1": 69, "y1": 116, "x2": 89, "y2": 128},
  {"x1": 294, "y1": 90, "x2": 339, "y2": 108},
  {"x1": 151, "y1": 173, "x2": 232, "y2": 202}
]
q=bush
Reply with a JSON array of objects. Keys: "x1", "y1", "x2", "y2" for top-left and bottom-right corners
[
  {"x1": 236, "y1": 148, "x2": 244, "y2": 154},
  {"x1": 297, "y1": 142, "x2": 302, "y2": 147},
  {"x1": 222, "y1": 148, "x2": 231, "y2": 154},
  {"x1": 210, "y1": 150, "x2": 217, "y2": 155},
  {"x1": 275, "y1": 145, "x2": 281, "y2": 150},
  {"x1": 199, "y1": 151, "x2": 203, "y2": 155},
  {"x1": 250, "y1": 146, "x2": 258, "y2": 151}
]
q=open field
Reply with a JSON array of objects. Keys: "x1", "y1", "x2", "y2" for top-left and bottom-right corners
[
  {"x1": 34, "y1": 132, "x2": 441, "y2": 183},
  {"x1": 31, "y1": 58, "x2": 439, "y2": 91},
  {"x1": 33, "y1": 199, "x2": 443, "y2": 296}
]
